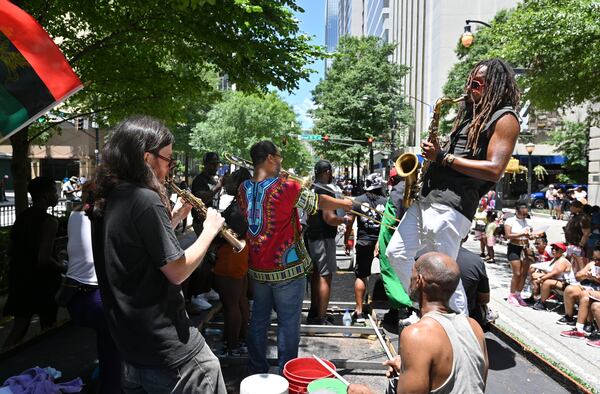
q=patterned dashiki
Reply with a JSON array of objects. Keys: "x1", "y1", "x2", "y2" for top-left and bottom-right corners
[{"x1": 238, "y1": 176, "x2": 319, "y2": 282}]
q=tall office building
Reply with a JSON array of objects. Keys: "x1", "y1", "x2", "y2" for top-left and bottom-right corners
[
  {"x1": 325, "y1": 0, "x2": 340, "y2": 70},
  {"x1": 338, "y1": 0, "x2": 364, "y2": 38}
]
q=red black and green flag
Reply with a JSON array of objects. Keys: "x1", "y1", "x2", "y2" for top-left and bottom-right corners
[{"x1": 0, "y1": 0, "x2": 82, "y2": 142}]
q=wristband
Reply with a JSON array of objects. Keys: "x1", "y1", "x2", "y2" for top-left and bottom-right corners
[{"x1": 435, "y1": 150, "x2": 445, "y2": 164}]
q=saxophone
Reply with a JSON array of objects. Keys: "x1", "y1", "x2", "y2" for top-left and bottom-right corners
[
  {"x1": 167, "y1": 179, "x2": 247, "y2": 253},
  {"x1": 395, "y1": 95, "x2": 467, "y2": 208}
]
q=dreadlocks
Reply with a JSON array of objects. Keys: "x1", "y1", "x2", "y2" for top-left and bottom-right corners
[{"x1": 452, "y1": 58, "x2": 521, "y2": 152}]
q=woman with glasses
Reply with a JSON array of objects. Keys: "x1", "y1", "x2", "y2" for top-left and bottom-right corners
[{"x1": 531, "y1": 242, "x2": 572, "y2": 310}]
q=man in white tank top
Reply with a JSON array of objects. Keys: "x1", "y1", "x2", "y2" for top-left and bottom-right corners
[{"x1": 349, "y1": 252, "x2": 488, "y2": 394}]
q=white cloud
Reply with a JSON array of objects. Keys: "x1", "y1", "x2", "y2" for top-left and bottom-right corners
[{"x1": 293, "y1": 98, "x2": 317, "y2": 130}]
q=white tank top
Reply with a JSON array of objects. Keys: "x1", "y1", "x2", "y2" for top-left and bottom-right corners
[{"x1": 66, "y1": 211, "x2": 98, "y2": 285}]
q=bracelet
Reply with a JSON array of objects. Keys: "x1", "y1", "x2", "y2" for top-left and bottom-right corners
[{"x1": 442, "y1": 153, "x2": 456, "y2": 167}]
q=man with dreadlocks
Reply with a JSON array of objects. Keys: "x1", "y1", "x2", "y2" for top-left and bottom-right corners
[{"x1": 387, "y1": 58, "x2": 521, "y2": 314}]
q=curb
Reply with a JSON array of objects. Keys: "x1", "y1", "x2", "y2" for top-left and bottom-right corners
[{"x1": 490, "y1": 323, "x2": 594, "y2": 394}]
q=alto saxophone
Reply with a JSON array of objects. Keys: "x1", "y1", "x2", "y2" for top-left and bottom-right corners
[
  {"x1": 167, "y1": 179, "x2": 246, "y2": 253},
  {"x1": 395, "y1": 95, "x2": 467, "y2": 208}
]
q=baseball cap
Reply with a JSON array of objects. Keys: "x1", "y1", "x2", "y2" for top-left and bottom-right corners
[
  {"x1": 551, "y1": 242, "x2": 567, "y2": 253},
  {"x1": 203, "y1": 152, "x2": 220, "y2": 164},
  {"x1": 364, "y1": 173, "x2": 383, "y2": 191},
  {"x1": 314, "y1": 160, "x2": 332, "y2": 175}
]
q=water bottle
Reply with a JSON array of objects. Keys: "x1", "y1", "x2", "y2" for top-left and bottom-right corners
[{"x1": 343, "y1": 309, "x2": 352, "y2": 337}]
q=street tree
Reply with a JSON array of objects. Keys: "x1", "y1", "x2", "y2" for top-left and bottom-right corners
[
  {"x1": 189, "y1": 92, "x2": 312, "y2": 175},
  {"x1": 7, "y1": 0, "x2": 323, "y2": 213},
  {"x1": 443, "y1": 1, "x2": 600, "y2": 122},
  {"x1": 550, "y1": 121, "x2": 589, "y2": 184},
  {"x1": 310, "y1": 36, "x2": 411, "y2": 169}
]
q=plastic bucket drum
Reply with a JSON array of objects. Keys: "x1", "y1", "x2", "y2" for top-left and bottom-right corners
[
  {"x1": 307, "y1": 378, "x2": 347, "y2": 393},
  {"x1": 283, "y1": 357, "x2": 335, "y2": 388},
  {"x1": 240, "y1": 373, "x2": 289, "y2": 394}
]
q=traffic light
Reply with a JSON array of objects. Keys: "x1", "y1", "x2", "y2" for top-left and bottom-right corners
[
  {"x1": 367, "y1": 137, "x2": 374, "y2": 144},
  {"x1": 76, "y1": 117, "x2": 85, "y2": 130},
  {"x1": 323, "y1": 135, "x2": 330, "y2": 143}
]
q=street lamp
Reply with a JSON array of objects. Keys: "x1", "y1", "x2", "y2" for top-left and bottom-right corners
[
  {"x1": 526, "y1": 142, "x2": 535, "y2": 203},
  {"x1": 461, "y1": 19, "x2": 491, "y2": 48}
]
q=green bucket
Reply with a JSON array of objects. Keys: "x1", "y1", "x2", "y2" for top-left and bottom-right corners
[{"x1": 307, "y1": 378, "x2": 346, "y2": 393}]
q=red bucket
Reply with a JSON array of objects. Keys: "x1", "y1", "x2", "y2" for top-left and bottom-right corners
[{"x1": 283, "y1": 357, "x2": 335, "y2": 392}]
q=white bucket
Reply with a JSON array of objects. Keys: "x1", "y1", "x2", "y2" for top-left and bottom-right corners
[{"x1": 240, "y1": 373, "x2": 289, "y2": 394}]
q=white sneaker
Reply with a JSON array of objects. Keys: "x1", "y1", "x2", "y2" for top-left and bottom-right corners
[
  {"x1": 191, "y1": 296, "x2": 212, "y2": 310},
  {"x1": 198, "y1": 289, "x2": 220, "y2": 302}
]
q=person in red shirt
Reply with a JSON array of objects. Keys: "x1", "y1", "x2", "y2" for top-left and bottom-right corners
[{"x1": 238, "y1": 140, "x2": 352, "y2": 374}]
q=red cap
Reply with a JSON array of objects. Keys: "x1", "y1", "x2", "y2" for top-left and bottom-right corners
[{"x1": 551, "y1": 242, "x2": 567, "y2": 252}]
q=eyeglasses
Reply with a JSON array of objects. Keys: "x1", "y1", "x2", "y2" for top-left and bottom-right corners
[
  {"x1": 272, "y1": 152, "x2": 283, "y2": 161},
  {"x1": 152, "y1": 151, "x2": 177, "y2": 169},
  {"x1": 470, "y1": 80, "x2": 484, "y2": 91}
]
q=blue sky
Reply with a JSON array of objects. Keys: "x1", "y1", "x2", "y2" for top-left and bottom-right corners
[{"x1": 279, "y1": 0, "x2": 325, "y2": 131}]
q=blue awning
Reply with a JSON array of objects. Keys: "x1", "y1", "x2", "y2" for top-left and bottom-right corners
[{"x1": 514, "y1": 155, "x2": 566, "y2": 165}]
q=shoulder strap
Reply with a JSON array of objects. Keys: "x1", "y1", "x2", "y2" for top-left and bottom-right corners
[{"x1": 483, "y1": 106, "x2": 520, "y2": 134}]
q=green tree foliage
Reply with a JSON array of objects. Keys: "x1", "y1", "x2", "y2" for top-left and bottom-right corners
[
  {"x1": 443, "y1": 1, "x2": 600, "y2": 120},
  {"x1": 7, "y1": 0, "x2": 323, "y2": 212},
  {"x1": 550, "y1": 121, "x2": 589, "y2": 183},
  {"x1": 493, "y1": 0, "x2": 600, "y2": 113},
  {"x1": 190, "y1": 92, "x2": 312, "y2": 175},
  {"x1": 311, "y1": 36, "x2": 411, "y2": 165}
]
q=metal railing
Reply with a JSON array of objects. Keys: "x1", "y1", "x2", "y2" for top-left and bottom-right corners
[{"x1": 0, "y1": 200, "x2": 71, "y2": 227}]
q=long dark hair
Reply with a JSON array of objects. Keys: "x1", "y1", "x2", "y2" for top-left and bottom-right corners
[
  {"x1": 92, "y1": 115, "x2": 174, "y2": 218},
  {"x1": 453, "y1": 58, "x2": 521, "y2": 152}
]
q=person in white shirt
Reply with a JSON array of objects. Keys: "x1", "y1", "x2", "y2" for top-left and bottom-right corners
[
  {"x1": 546, "y1": 184, "x2": 557, "y2": 219},
  {"x1": 504, "y1": 202, "x2": 537, "y2": 307}
]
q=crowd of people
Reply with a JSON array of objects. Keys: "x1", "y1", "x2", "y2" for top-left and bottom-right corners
[
  {"x1": 469, "y1": 191, "x2": 600, "y2": 349},
  {"x1": 1, "y1": 58, "x2": 544, "y2": 393}
]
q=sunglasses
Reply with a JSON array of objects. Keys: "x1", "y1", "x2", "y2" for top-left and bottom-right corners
[
  {"x1": 470, "y1": 80, "x2": 484, "y2": 91},
  {"x1": 152, "y1": 152, "x2": 177, "y2": 169},
  {"x1": 551, "y1": 247, "x2": 563, "y2": 252}
]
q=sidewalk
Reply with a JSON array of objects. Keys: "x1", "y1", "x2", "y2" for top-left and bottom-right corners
[{"x1": 463, "y1": 212, "x2": 600, "y2": 392}]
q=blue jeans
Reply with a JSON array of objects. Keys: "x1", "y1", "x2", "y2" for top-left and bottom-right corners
[{"x1": 248, "y1": 277, "x2": 306, "y2": 374}]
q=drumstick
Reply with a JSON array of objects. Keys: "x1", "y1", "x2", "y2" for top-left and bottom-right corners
[
  {"x1": 368, "y1": 315, "x2": 395, "y2": 360},
  {"x1": 312, "y1": 355, "x2": 350, "y2": 386}
]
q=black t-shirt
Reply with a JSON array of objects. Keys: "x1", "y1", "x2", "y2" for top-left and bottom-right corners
[
  {"x1": 422, "y1": 108, "x2": 518, "y2": 220},
  {"x1": 354, "y1": 192, "x2": 387, "y2": 244},
  {"x1": 305, "y1": 183, "x2": 337, "y2": 240},
  {"x1": 191, "y1": 172, "x2": 218, "y2": 223},
  {"x1": 456, "y1": 247, "x2": 490, "y2": 322},
  {"x1": 92, "y1": 182, "x2": 202, "y2": 368}
]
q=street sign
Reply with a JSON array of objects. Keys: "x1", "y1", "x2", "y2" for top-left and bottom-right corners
[{"x1": 298, "y1": 134, "x2": 323, "y2": 141}]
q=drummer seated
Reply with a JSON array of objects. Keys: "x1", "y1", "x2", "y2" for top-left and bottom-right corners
[{"x1": 531, "y1": 243, "x2": 572, "y2": 311}]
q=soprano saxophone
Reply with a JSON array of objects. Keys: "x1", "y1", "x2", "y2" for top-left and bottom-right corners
[
  {"x1": 167, "y1": 179, "x2": 246, "y2": 253},
  {"x1": 395, "y1": 95, "x2": 467, "y2": 208}
]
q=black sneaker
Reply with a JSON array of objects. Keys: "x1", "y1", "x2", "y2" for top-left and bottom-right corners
[
  {"x1": 351, "y1": 311, "x2": 366, "y2": 324},
  {"x1": 480, "y1": 253, "x2": 486, "y2": 258},
  {"x1": 532, "y1": 301, "x2": 546, "y2": 311},
  {"x1": 587, "y1": 331, "x2": 600, "y2": 341},
  {"x1": 584, "y1": 323, "x2": 594, "y2": 334},
  {"x1": 557, "y1": 315, "x2": 576, "y2": 325},
  {"x1": 306, "y1": 316, "x2": 322, "y2": 325}
]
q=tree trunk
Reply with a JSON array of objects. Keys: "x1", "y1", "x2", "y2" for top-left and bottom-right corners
[{"x1": 10, "y1": 128, "x2": 31, "y2": 214}]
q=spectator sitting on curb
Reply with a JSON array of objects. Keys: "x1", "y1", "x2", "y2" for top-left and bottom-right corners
[
  {"x1": 587, "y1": 298, "x2": 600, "y2": 348},
  {"x1": 531, "y1": 243, "x2": 572, "y2": 310},
  {"x1": 557, "y1": 246, "x2": 600, "y2": 326}
]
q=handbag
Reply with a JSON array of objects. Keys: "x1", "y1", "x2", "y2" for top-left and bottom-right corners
[{"x1": 474, "y1": 222, "x2": 486, "y2": 232}]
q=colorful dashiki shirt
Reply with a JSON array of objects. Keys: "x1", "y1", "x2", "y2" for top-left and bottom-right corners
[{"x1": 238, "y1": 176, "x2": 319, "y2": 282}]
